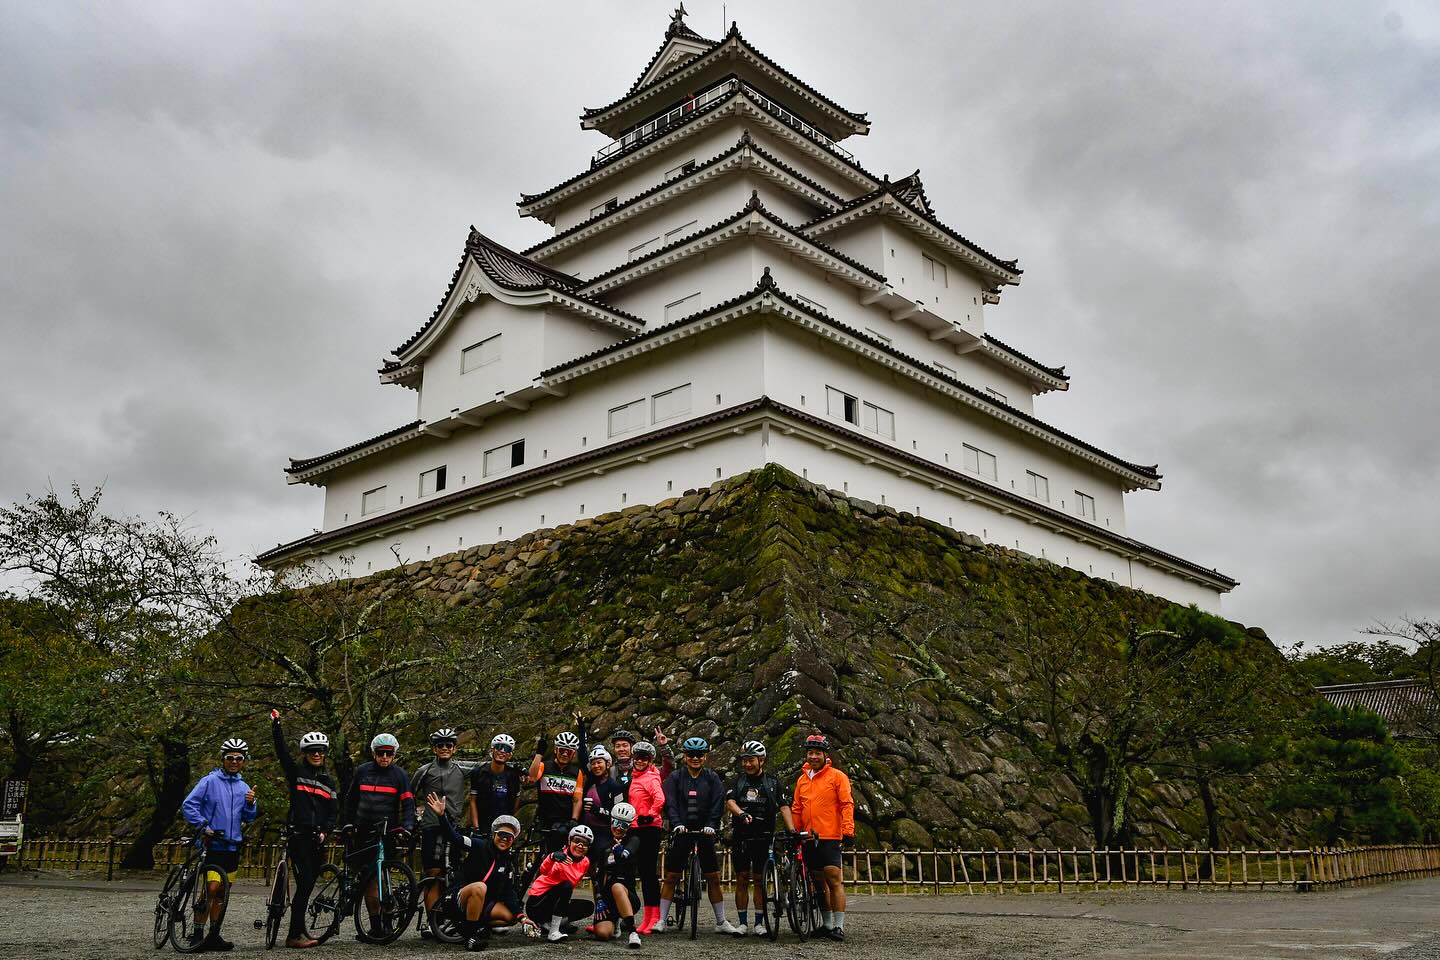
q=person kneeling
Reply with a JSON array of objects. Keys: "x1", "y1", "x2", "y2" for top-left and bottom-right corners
[
  {"x1": 591, "y1": 802, "x2": 643, "y2": 948},
  {"x1": 425, "y1": 794, "x2": 522, "y2": 952},
  {"x1": 524, "y1": 823, "x2": 593, "y2": 942}
]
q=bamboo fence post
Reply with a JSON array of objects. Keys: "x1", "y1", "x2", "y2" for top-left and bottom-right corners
[
  {"x1": 1241, "y1": 848, "x2": 1248, "y2": 887},
  {"x1": 1029, "y1": 849, "x2": 1036, "y2": 893},
  {"x1": 1090, "y1": 849, "x2": 1099, "y2": 891},
  {"x1": 959, "y1": 849, "x2": 973, "y2": 895},
  {"x1": 866, "y1": 850, "x2": 874, "y2": 896}
]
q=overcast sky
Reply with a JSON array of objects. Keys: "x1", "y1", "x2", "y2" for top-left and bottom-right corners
[{"x1": 2, "y1": 1, "x2": 1437, "y2": 650}]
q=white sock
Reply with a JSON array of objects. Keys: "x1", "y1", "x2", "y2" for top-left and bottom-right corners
[
  {"x1": 713, "y1": 902, "x2": 726, "y2": 923},
  {"x1": 822, "y1": 910, "x2": 833, "y2": 927},
  {"x1": 833, "y1": 911, "x2": 845, "y2": 930}
]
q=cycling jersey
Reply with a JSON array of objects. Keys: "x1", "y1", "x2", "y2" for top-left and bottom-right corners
[
  {"x1": 182, "y1": 768, "x2": 257, "y2": 851},
  {"x1": 526, "y1": 849, "x2": 590, "y2": 897},
  {"x1": 343, "y1": 760, "x2": 416, "y2": 830},
  {"x1": 597, "y1": 831, "x2": 642, "y2": 887},
  {"x1": 437, "y1": 813, "x2": 519, "y2": 900},
  {"x1": 626, "y1": 764, "x2": 665, "y2": 828},
  {"x1": 411, "y1": 758, "x2": 466, "y2": 828},
  {"x1": 270, "y1": 719, "x2": 336, "y2": 832},
  {"x1": 535, "y1": 758, "x2": 581, "y2": 827},
  {"x1": 727, "y1": 771, "x2": 788, "y2": 839},
  {"x1": 791, "y1": 759, "x2": 853, "y2": 841},
  {"x1": 662, "y1": 767, "x2": 725, "y2": 831},
  {"x1": 470, "y1": 762, "x2": 522, "y2": 828},
  {"x1": 579, "y1": 776, "x2": 626, "y2": 837}
]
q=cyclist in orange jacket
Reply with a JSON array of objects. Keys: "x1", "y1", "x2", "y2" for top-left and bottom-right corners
[{"x1": 790, "y1": 733, "x2": 854, "y2": 941}]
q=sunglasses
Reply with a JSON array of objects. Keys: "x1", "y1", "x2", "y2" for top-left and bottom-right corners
[
  {"x1": 494, "y1": 832, "x2": 517, "y2": 842},
  {"x1": 493, "y1": 747, "x2": 513, "y2": 754},
  {"x1": 684, "y1": 752, "x2": 708, "y2": 759},
  {"x1": 434, "y1": 743, "x2": 457, "y2": 749},
  {"x1": 374, "y1": 748, "x2": 396, "y2": 757},
  {"x1": 223, "y1": 754, "x2": 247, "y2": 763},
  {"x1": 303, "y1": 747, "x2": 328, "y2": 755}
]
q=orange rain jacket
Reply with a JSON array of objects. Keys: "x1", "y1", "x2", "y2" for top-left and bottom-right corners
[{"x1": 791, "y1": 759, "x2": 854, "y2": 841}]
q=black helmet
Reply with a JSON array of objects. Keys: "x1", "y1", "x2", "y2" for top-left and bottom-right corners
[
  {"x1": 610, "y1": 729, "x2": 636, "y2": 746},
  {"x1": 804, "y1": 733, "x2": 831, "y2": 752}
]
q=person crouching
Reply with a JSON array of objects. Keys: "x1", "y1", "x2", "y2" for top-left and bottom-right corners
[{"x1": 524, "y1": 823, "x2": 593, "y2": 942}]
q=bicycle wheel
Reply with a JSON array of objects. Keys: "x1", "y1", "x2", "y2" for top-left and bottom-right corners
[
  {"x1": 264, "y1": 857, "x2": 289, "y2": 949},
  {"x1": 762, "y1": 858, "x2": 782, "y2": 942},
  {"x1": 153, "y1": 864, "x2": 184, "y2": 948},
  {"x1": 353, "y1": 861, "x2": 418, "y2": 945},
  {"x1": 418, "y1": 877, "x2": 465, "y2": 944},
  {"x1": 785, "y1": 858, "x2": 810, "y2": 941},
  {"x1": 686, "y1": 852, "x2": 700, "y2": 940},
  {"x1": 305, "y1": 864, "x2": 344, "y2": 944},
  {"x1": 171, "y1": 862, "x2": 229, "y2": 953}
]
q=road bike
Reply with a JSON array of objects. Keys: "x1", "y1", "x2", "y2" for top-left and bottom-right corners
[
  {"x1": 166, "y1": 830, "x2": 241, "y2": 953},
  {"x1": 784, "y1": 831, "x2": 823, "y2": 941},
  {"x1": 304, "y1": 822, "x2": 417, "y2": 945},
  {"x1": 152, "y1": 831, "x2": 210, "y2": 949},
  {"x1": 756, "y1": 832, "x2": 788, "y2": 942},
  {"x1": 667, "y1": 827, "x2": 703, "y2": 940},
  {"x1": 414, "y1": 830, "x2": 465, "y2": 944}
]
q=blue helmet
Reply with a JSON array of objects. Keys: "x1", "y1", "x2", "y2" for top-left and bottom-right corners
[{"x1": 681, "y1": 736, "x2": 710, "y2": 754}]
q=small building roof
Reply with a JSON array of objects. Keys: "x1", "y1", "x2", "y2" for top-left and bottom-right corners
[
  {"x1": 287, "y1": 420, "x2": 424, "y2": 476},
  {"x1": 1317, "y1": 679, "x2": 1439, "y2": 738}
]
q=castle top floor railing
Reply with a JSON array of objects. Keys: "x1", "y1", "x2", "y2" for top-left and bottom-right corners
[{"x1": 593, "y1": 78, "x2": 855, "y2": 165}]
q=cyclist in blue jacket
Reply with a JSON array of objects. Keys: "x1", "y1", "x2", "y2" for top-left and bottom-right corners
[{"x1": 180, "y1": 737, "x2": 258, "y2": 951}]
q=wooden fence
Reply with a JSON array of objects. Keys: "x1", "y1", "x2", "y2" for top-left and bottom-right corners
[{"x1": 12, "y1": 837, "x2": 1440, "y2": 892}]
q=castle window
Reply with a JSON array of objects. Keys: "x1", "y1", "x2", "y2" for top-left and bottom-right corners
[
  {"x1": 628, "y1": 236, "x2": 660, "y2": 259},
  {"x1": 664, "y1": 291, "x2": 701, "y2": 322},
  {"x1": 461, "y1": 334, "x2": 501, "y2": 373},
  {"x1": 1076, "y1": 491, "x2": 1097, "y2": 521},
  {"x1": 922, "y1": 253, "x2": 948, "y2": 287},
  {"x1": 1026, "y1": 471, "x2": 1049, "y2": 502},
  {"x1": 361, "y1": 486, "x2": 387, "y2": 516},
  {"x1": 419, "y1": 465, "x2": 447, "y2": 497},
  {"x1": 590, "y1": 197, "x2": 619, "y2": 217},
  {"x1": 826, "y1": 386, "x2": 858, "y2": 425},
  {"x1": 484, "y1": 440, "x2": 525, "y2": 477},
  {"x1": 608, "y1": 397, "x2": 646, "y2": 437},
  {"x1": 963, "y1": 444, "x2": 997, "y2": 480},
  {"x1": 862, "y1": 401, "x2": 895, "y2": 439},
  {"x1": 795, "y1": 294, "x2": 828, "y2": 315},
  {"x1": 652, "y1": 383, "x2": 692, "y2": 422},
  {"x1": 664, "y1": 159, "x2": 697, "y2": 179},
  {"x1": 664, "y1": 219, "x2": 698, "y2": 240}
]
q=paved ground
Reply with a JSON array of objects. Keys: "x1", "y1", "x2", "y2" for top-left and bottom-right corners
[{"x1": 1, "y1": 870, "x2": 1438, "y2": 958}]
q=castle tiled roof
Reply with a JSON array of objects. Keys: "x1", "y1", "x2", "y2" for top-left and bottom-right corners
[
  {"x1": 287, "y1": 420, "x2": 423, "y2": 474},
  {"x1": 520, "y1": 80, "x2": 882, "y2": 211},
  {"x1": 390, "y1": 230, "x2": 640, "y2": 358},
  {"x1": 983, "y1": 335, "x2": 1068, "y2": 382},
  {"x1": 520, "y1": 131, "x2": 846, "y2": 259},
  {"x1": 802, "y1": 180, "x2": 1021, "y2": 281},
  {"x1": 546, "y1": 273, "x2": 1159, "y2": 486},
  {"x1": 624, "y1": 19, "x2": 717, "y2": 95},
  {"x1": 583, "y1": 24, "x2": 868, "y2": 131}
]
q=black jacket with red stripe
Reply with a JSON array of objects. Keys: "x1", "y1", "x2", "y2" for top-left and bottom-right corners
[
  {"x1": 343, "y1": 760, "x2": 416, "y2": 830},
  {"x1": 272, "y1": 719, "x2": 337, "y2": 832}
]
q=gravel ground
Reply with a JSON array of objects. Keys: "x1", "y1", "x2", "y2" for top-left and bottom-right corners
[{"x1": 2, "y1": 872, "x2": 1438, "y2": 959}]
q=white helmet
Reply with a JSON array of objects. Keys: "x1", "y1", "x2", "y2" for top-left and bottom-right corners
[
  {"x1": 741, "y1": 740, "x2": 767, "y2": 758},
  {"x1": 299, "y1": 731, "x2": 329, "y2": 751},
  {"x1": 221, "y1": 738, "x2": 249, "y2": 757},
  {"x1": 555, "y1": 731, "x2": 581, "y2": 751},
  {"x1": 589, "y1": 746, "x2": 612, "y2": 763},
  {"x1": 631, "y1": 740, "x2": 656, "y2": 759},
  {"x1": 430, "y1": 728, "x2": 458, "y2": 745},
  {"x1": 370, "y1": 733, "x2": 399, "y2": 753},
  {"x1": 568, "y1": 823, "x2": 594, "y2": 844},
  {"x1": 491, "y1": 814, "x2": 521, "y2": 836},
  {"x1": 492, "y1": 733, "x2": 517, "y2": 751},
  {"x1": 610, "y1": 802, "x2": 637, "y2": 827}
]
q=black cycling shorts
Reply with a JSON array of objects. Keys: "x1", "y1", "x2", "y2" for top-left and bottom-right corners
[
  {"x1": 731, "y1": 835, "x2": 771, "y2": 875},
  {"x1": 668, "y1": 833, "x2": 719, "y2": 874},
  {"x1": 419, "y1": 826, "x2": 449, "y2": 870},
  {"x1": 595, "y1": 881, "x2": 637, "y2": 920},
  {"x1": 202, "y1": 847, "x2": 241, "y2": 883},
  {"x1": 804, "y1": 838, "x2": 843, "y2": 871}
]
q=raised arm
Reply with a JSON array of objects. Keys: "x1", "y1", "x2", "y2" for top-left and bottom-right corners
[{"x1": 271, "y1": 712, "x2": 298, "y2": 783}]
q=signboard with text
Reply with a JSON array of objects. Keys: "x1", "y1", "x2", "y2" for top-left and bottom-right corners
[{"x1": 1, "y1": 779, "x2": 27, "y2": 819}]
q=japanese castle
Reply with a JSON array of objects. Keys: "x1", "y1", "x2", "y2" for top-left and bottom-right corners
[{"x1": 259, "y1": 11, "x2": 1236, "y2": 609}]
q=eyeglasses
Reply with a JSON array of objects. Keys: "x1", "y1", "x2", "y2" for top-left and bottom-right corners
[
  {"x1": 571, "y1": 840, "x2": 591, "y2": 849},
  {"x1": 223, "y1": 754, "x2": 247, "y2": 763},
  {"x1": 493, "y1": 832, "x2": 517, "y2": 842},
  {"x1": 374, "y1": 748, "x2": 396, "y2": 757}
]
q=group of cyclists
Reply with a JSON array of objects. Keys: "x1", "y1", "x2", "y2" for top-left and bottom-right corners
[{"x1": 176, "y1": 711, "x2": 855, "y2": 952}]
